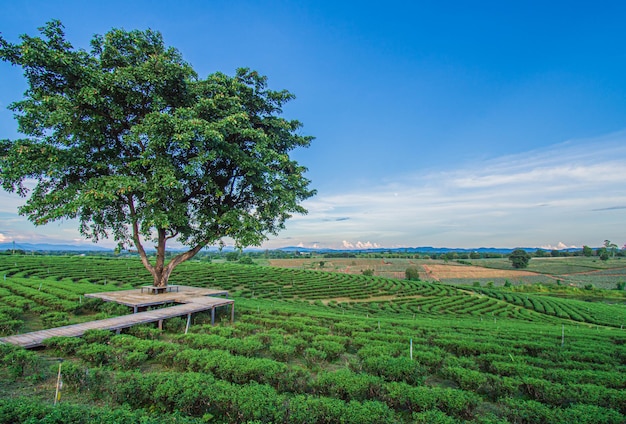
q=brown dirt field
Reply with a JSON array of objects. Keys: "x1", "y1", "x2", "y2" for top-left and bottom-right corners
[
  {"x1": 321, "y1": 294, "x2": 425, "y2": 304},
  {"x1": 268, "y1": 258, "x2": 540, "y2": 281},
  {"x1": 268, "y1": 258, "x2": 408, "y2": 279},
  {"x1": 422, "y1": 264, "x2": 538, "y2": 281}
]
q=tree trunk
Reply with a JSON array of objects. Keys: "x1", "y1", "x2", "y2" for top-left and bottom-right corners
[
  {"x1": 153, "y1": 269, "x2": 171, "y2": 288},
  {"x1": 153, "y1": 229, "x2": 167, "y2": 287},
  {"x1": 130, "y1": 203, "x2": 207, "y2": 288}
]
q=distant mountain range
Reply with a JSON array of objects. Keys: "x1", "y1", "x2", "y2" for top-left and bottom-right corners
[
  {"x1": 277, "y1": 246, "x2": 563, "y2": 255},
  {"x1": 0, "y1": 242, "x2": 580, "y2": 255}
]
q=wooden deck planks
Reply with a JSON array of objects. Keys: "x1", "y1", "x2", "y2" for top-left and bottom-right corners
[
  {"x1": 0, "y1": 296, "x2": 234, "y2": 349},
  {"x1": 84, "y1": 286, "x2": 229, "y2": 308}
]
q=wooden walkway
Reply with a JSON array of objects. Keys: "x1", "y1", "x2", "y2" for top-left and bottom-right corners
[
  {"x1": 0, "y1": 292, "x2": 234, "y2": 348},
  {"x1": 83, "y1": 286, "x2": 229, "y2": 312}
]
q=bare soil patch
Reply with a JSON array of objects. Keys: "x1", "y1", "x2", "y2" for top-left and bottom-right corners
[{"x1": 422, "y1": 264, "x2": 538, "y2": 281}]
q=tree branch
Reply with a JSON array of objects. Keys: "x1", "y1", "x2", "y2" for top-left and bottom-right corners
[{"x1": 127, "y1": 194, "x2": 155, "y2": 277}]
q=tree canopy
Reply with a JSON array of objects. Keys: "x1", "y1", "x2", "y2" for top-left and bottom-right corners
[
  {"x1": 508, "y1": 249, "x2": 531, "y2": 269},
  {"x1": 0, "y1": 21, "x2": 315, "y2": 286}
]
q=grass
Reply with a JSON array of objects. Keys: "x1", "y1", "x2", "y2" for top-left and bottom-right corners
[{"x1": 469, "y1": 256, "x2": 626, "y2": 274}]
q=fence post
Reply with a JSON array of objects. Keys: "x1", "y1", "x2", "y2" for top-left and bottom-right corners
[{"x1": 54, "y1": 360, "x2": 63, "y2": 405}]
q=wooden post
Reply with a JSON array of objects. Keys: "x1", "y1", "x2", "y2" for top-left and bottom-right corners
[
  {"x1": 133, "y1": 306, "x2": 138, "y2": 314},
  {"x1": 158, "y1": 320, "x2": 163, "y2": 330},
  {"x1": 185, "y1": 313, "x2": 191, "y2": 334},
  {"x1": 231, "y1": 303, "x2": 235, "y2": 323},
  {"x1": 53, "y1": 360, "x2": 63, "y2": 405},
  {"x1": 211, "y1": 308, "x2": 215, "y2": 325}
]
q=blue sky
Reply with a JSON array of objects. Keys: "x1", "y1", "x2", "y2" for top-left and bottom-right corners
[{"x1": 1, "y1": 1, "x2": 625, "y2": 250}]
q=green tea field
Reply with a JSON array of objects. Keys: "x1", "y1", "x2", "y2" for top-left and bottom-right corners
[{"x1": 0, "y1": 254, "x2": 625, "y2": 423}]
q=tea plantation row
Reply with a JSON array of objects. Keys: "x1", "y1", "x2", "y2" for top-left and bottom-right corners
[{"x1": 0, "y1": 255, "x2": 625, "y2": 423}]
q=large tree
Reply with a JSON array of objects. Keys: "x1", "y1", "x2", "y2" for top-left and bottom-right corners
[
  {"x1": 508, "y1": 249, "x2": 531, "y2": 269},
  {"x1": 0, "y1": 21, "x2": 315, "y2": 287},
  {"x1": 603, "y1": 240, "x2": 618, "y2": 259}
]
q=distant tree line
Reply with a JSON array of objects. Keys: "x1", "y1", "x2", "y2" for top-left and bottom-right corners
[{"x1": 2, "y1": 244, "x2": 624, "y2": 261}]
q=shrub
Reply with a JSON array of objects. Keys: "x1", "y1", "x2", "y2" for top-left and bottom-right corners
[
  {"x1": 303, "y1": 347, "x2": 327, "y2": 366},
  {"x1": 40, "y1": 312, "x2": 70, "y2": 328},
  {"x1": 559, "y1": 404, "x2": 625, "y2": 424},
  {"x1": 312, "y1": 339, "x2": 345, "y2": 361},
  {"x1": 163, "y1": 316, "x2": 186, "y2": 332},
  {"x1": 269, "y1": 343, "x2": 296, "y2": 361},
  {"x1": 0, "y1": 344, "x2": 45, "y2": 380},
  {"x1": 502, "y1": 398, "x2": 556, "y2": 423},
  {"x1": 405, "y1": 266, "x2": 420, "y2": 281},
  {"x1": 82, "y1": 329, "x2": 113, "y2": 344},
  {"x1": 312, "y1": 369, "x2": 384, "y2": 401},
  {"x1": 43, "y1": 336, "x2": 86, "y2": 355},
  {"x1": 412, "y1": 409, "x2": 458, "y2": 424},
  {"x1": 383, "y1": 381, "x2": 480, "y2": 419},
  {"x1": 126, "y1": 324, "x2": 161, "y2": 340},
  {"x1": 363, "y1": 355, "x2": 426, "y2": 384},
  {"x1": 0, "y1": 397, "x2": 203, "y2": 424},
  {"x1": 0, "y1": 306, "x2": 23, "y2": 335},
  {"x1": 76, "y1": 343, "x2": 117, "y2": 366},
  {"x1": 441, "y1": 366, "x2": 488, "y2": 391}
]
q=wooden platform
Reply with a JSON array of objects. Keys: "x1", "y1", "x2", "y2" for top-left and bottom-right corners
[
  {"x1": 0, "y1": 285, "x2": 234, "y2": 349},
  {"x1": 84, "y1": 285, "x2": 229, "y2": 312}
]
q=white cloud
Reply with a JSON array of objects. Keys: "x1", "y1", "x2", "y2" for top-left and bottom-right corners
[
  {"x1": 453, "y1": 163, "x2": 626, "y2": 189},
  {"x1": 339, "y1": 240, "x2": 381, "y2": 250},
  {"x1": 540, "y1": 242, "x2": 578, "y2": 250},
  {"x1": 355, "y1": 241, "x2": 380, "y2": 249},
  {"x1": 271, "y1": 131, "x2": 626, "y2": 249},
  {"x1": 2, "y1": 132, "x2": 625, "y2": 250}
]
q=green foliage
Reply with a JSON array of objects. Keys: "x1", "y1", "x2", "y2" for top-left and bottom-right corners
[
  {"x1": 0, "y1": 21, "x2": 315, "y2": 287},
  {"x1": 509, "y1": 249, "x2": 531, "y2": 268},
  {"x1": 362, "y1": 355, "x2": 426, "y2": 385},
  {"x1": 2, "y1": 256, "x2": 626, "y2": 422},
  {"x1": 238, "y1": 256, "x2": 255, "y2": 265},
  {"x1": 405, "y1": 265, "x2": 420, "y2": 281},
  {"x1": 43, "y1": 336, "x2": 86, "y2": 355},
  {"x1": 312, "y1": 369, "x2": 384, "y2": 401},
  {"x1": 225, "y1": 251, "x2": 240, "y2": 262},
  {"x1": 0, "y1": 396, "x2": 204, "y2": 424},
  {"x1": 0, "y1": 306, "x2": 23, "y2": 335},
  {"x1": 40, "y1": 311, "x2": 70, "y2": 328},
  {"x1": 411, "y1": 409, "x2": 458, "y2": 424},
  {"x1": 0, "y1": 344, "x2": 46, "y2": 380},
  {"x1": 81, "y1": 329, "x2": 113, "y2": 344}
]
